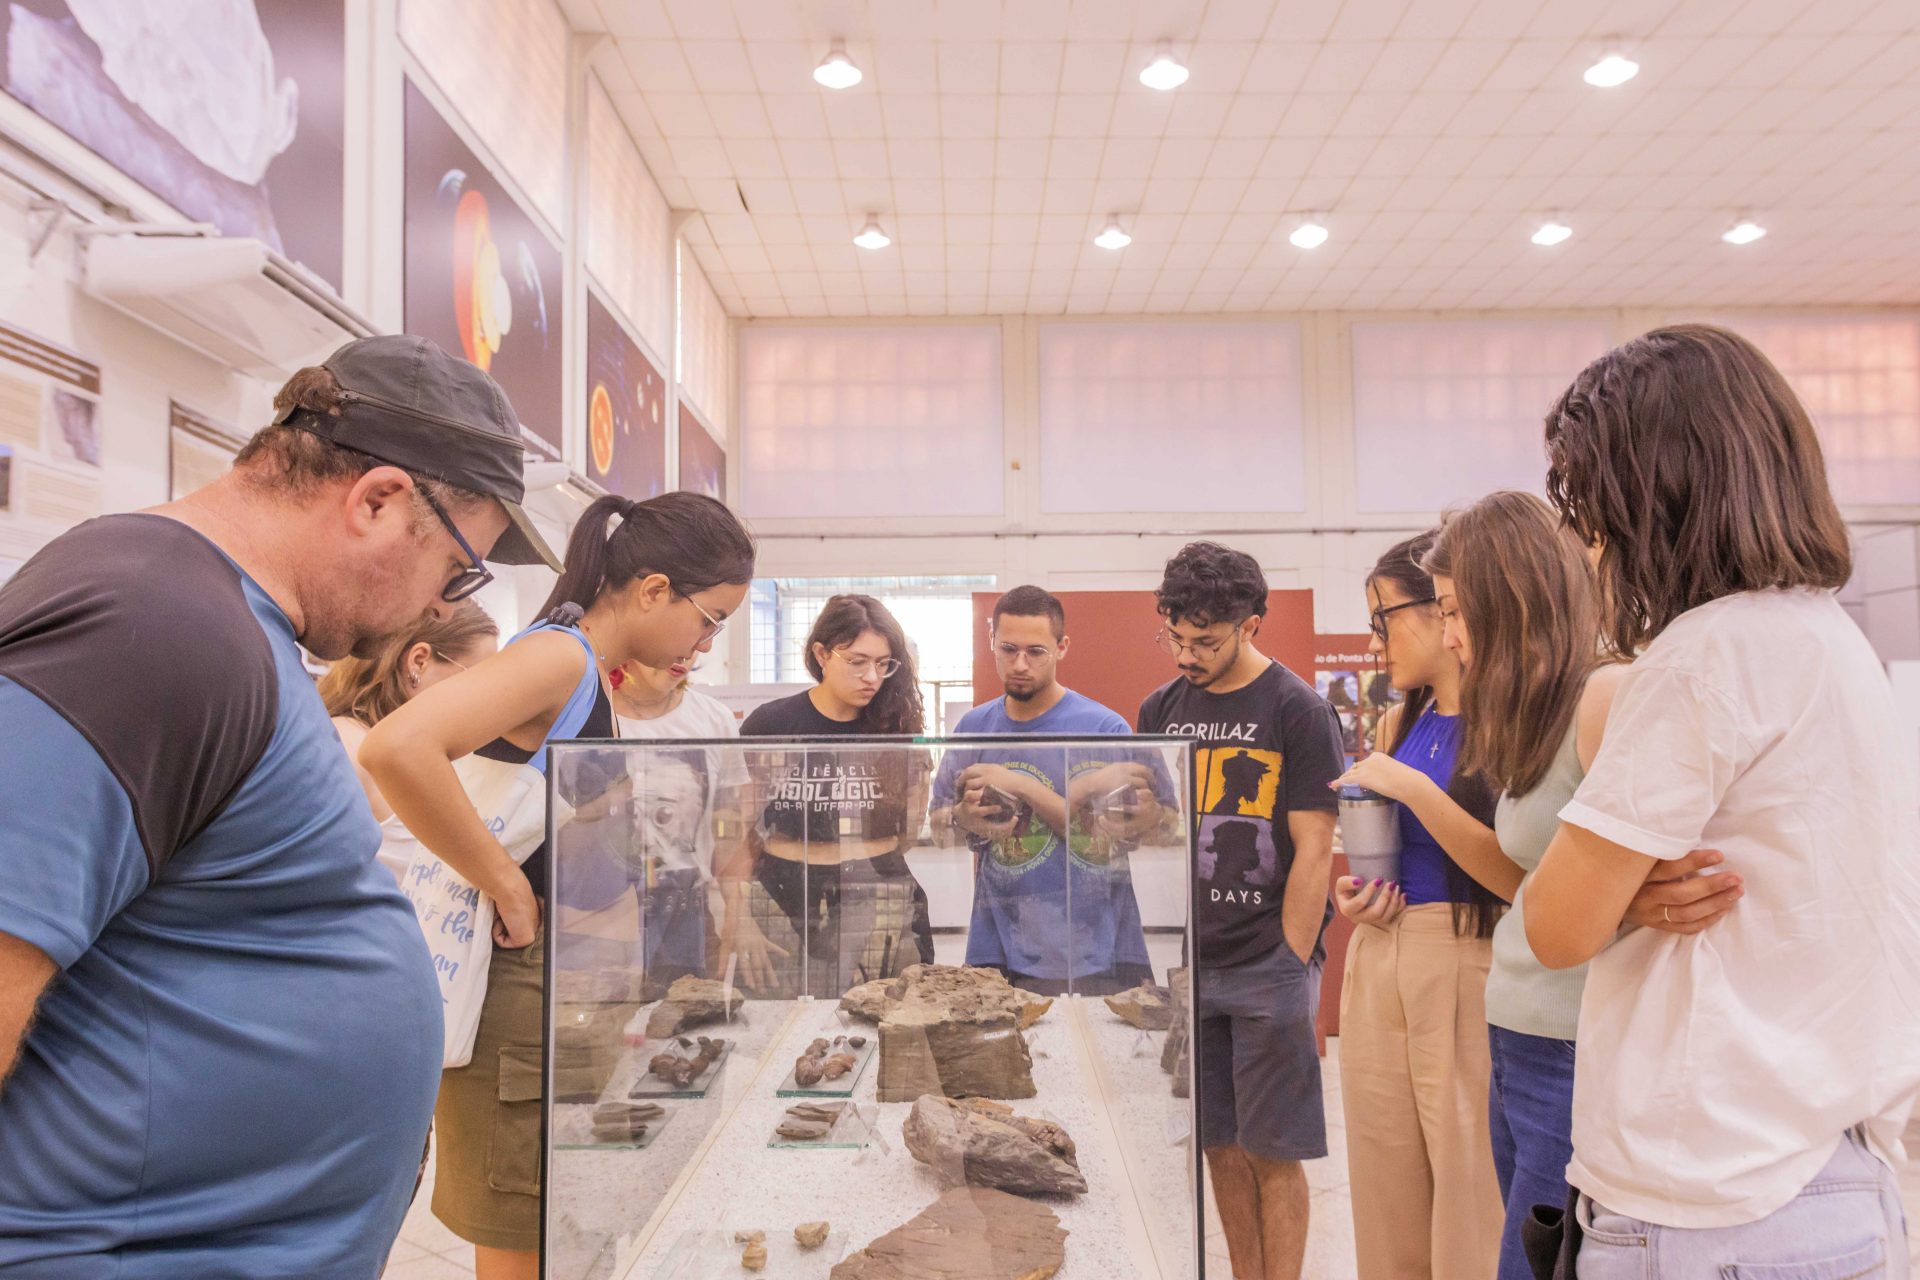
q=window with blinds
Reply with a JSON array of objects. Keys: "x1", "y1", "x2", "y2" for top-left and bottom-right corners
[
  {"x1": 1038, "y1": 320, "x2": 1307, "y2": 515},
  {"x1": 736, "y1": 324, "x2": 1004, "y2": 520},
  {"x1": 1350, "y1": 319, "x2": 1612, "y2": 513}
]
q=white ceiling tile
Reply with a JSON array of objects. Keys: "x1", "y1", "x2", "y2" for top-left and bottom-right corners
[
  {"x1": 1333, "y1": 92, "x2": 1414, "y2": 136},
  {"x1": 1043, "y1": 178, "x2": 1098, "y2": 213},
  {"x1": 1001, "y1": 42, "x2": 1065, "y2": 95},
  {"x1": 777, "y1": 138, "x2": 835, "y2": 176},
  {"x1": 943, "y1": 138, "x2": 996, "y2": 179},
  {"x1": 1275, "y1": 93, "x2": 1349, "y2": 135},
  {"x1": 1393, "y1": 0, "x2": 1480, "y2": 41},
  {"x1": 1059, "y1": 41, "x2": 1128, "y2": 93},
  {"x1": 941, "y1": 94, "x2": 1000, "y2": 137},
  {"x1": 1188, "y1": 178, "x2": 1249, "y2": 211},
  {"x1": 680, "y1": 41, "x2": 759, "y2": 92},
  {"x1": 881, "y1": 93, "x2": 942, "y2": 139},
  {"x1": 1049, "y1": 141, "x2": 1104, "y2": 179},
  {"x1": 1302, "y1": 42, "x2": 1387, "y2": 93},
  {"x1": 1091, "y1": 177, "x2": 1147, "y2": 208},
  {"x1": 997, "y1": 138, "x2": 1053, "y2": 179},
  {"x1": 744, "y1": 41, "x2": 815, "y2": 94},
  {"x1": 822, "y1": 94, "x2": 887, "y2": 138},
  {"x1": 706, "y1": 94, "x2": 774, "y2": 139},
  {"x1": 832, "y1": 139, "x2": 890, "y2": 179},
  {"x1": 999, "y1": 95, "x2": 1060, "y2": 138},
  {"x1": 761, "y1": 240, "x2": 815, "y2": 268},
  {"x1": 1106, "y1": 91, "x2": 1174, "y2": 137},
  {"x1": 663, "y1": 0, "x2": 738, "y2": 39},
  {"x1": 1053, "y1": 94, "x2": 1118, "y2": 137},
  {"x1": 1242, "y1": 40, "x2": 1320, "y2": 89},
  {"x1": 1421, "y1": 39, "x2": 1513, "y2": 91},
  {"x1": 872, "y1": 41, "x2": 940, "y2": 92},
  {"x1": 751, "y1": 209, "x2": 807, "y2": 241},
  {"x1": 670, "y1": 137, "x2": 735, "y2": 176},
  {"x1": 648, "y1": 92, "x2": 717, "y2": 136},
  {"x1": 763, "y1": 94, "x2": 830, "y2": 138},
  {"x1": 1186, "y1": 42, "x2": 1258, "y2": 91},
  {"x1": 1164, "y1": 94, "x2": 1236, "y2": 137},
  {"x1": 992, "y1": 220, "x2": 1040, "y2": 251},
  {"x1": 1099, "y1": 136, "x2": 1161, "y2": 176},
  {"x1": 995, "y1": 179, "x2": 1048, "y2": 213},
  {"x1": 935, "y1": 0, "x2": 1003, "y2": 42},
  {"x1": 1221, "y1": 94, "x2": 1291, "y2": 137},
  {"x1": 939, "y1": 42, "x2": 1001, "y2": 93},
  {"x1": 945, "y1": 179, "x2": 995, "y2": 213},
  {"x1": 886, "y1": 137, "x2": 945, "y2": 180},
  {"x1": 1200, "y1": 0, "x2": 1281, "y2": 41},
  {"x1": 898, "y1": 244, "x2": 944, "y2": 270},
  {"x1": 1204, "y1": 137, "x2": 1267, "y2": 179},
  {"x1": 789, "y1": 179, "x2": 845, "y2": 213},
  {"x1": 724, "y1": 138, "x2": 785, "y2": 178}
]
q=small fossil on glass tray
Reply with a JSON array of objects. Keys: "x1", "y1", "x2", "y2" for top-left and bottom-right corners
[
  {"x1": 795, "y1": 1220, "x2": 831, "y2": 1249},
  {"x1": 775, "y1": 1100, "x2": 849, "y2": 1141},
  {"x1": 741, "y1": 1240, "x2": 768, "y2": 1271},
  {"x1": 642, "y1": 1035, "x2": 725, "y2": 1088},
  {"x1": 732, "y1": 1229, "x2": 765, "y2": 1245}
]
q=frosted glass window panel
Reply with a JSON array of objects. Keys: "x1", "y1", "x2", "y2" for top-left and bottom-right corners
[
  {"x1": 400, "y1": 0, "x2": 568, "y2": 231},
  {"x1": 1700, "y1": 315, "x2": 1920, "y2": 507},
  {"x1": 1038, "y1": 321, "x2": 1307, "y2": 515},
  {"x1": 737, "y1": 325, "x2": 1004, "y2": 519},
  {"x1": 585, "y1": 81, "x2": 673, "y2": 360},
  {"x1": 1350, "y1": 319, "x2": 1612, "y2": 513},
  {"x1": 677, "y1": 250, "x2": 731, "y2": 433}
]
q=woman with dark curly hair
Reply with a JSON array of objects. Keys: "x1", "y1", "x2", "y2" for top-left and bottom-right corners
[{"x1": 739, "y1": 594, "x2": 933, "y2": 995}]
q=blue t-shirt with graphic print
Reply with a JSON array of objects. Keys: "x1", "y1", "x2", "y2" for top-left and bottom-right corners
[
  {"x1": 933, "y1": 689, "x2": 1157, "y2": 980},
  {"x1": 0, "y1": 515, "x2": 442, "y2": 1278}
]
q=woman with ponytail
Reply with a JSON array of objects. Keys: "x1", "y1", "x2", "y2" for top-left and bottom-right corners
[{"x1": 363, "y1": 491, "x2": 755, "y2": 1280}]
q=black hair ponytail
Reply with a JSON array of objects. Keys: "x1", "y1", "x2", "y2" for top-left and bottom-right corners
[{"x1": 539, "y1": 492, "x2": 756, "y2": 622}]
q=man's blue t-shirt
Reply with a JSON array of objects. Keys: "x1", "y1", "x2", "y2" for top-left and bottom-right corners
[
  {"x1": 932, "y1": 689, "x2": 1156, "y2": 981},
  {"x1": 0, "y1": 515, "x2": 442, "y2": 1278}
]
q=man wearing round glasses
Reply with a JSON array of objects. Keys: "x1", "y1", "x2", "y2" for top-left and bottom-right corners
[
  {"x1": 1137, "y1": 541, "x2": 1346, "y2": 1280},
  {"x1": 930, "y1": 586, "x2": 1166, "y2": 996},
  {"x1": 0, "y1": 336, "x2": 559, "y2": 1277}
]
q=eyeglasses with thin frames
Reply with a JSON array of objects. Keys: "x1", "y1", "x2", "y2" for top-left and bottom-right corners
[
  {"x1": 1153, "y1": 628, "x2": 1235, "y2": 658},
  {"x1": 677, "y1": 590, "x2": 726, "y2": 641},
  {"x1": 994, "y1": 643, "x2": 1056, "y2": 663},
  {"x1": 1368, "y1": 596, "x2": 1437, "y2": 641},
  {"x1": 834, "y1": 649, "x2": 901, "y2": 679},
  {"x1": 417, "y1": 488, "x2": 494, "y2": 603}
]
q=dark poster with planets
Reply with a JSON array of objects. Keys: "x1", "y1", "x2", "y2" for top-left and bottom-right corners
[
  {"x1": 0, "y1": 0, "x2": 346, "y2": 290},
  {"x1": 585, "y1": 290, "x2": 666, "y2": 500},
  {"x1": 403, "y1": 78, "x2": 564, "y2": 461},
  {"x1": 677, "y1": 402, "x2": 725, "y2": 503}
]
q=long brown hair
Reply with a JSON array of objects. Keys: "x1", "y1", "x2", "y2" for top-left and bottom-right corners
[
  {"x1": 1424, "y1": 492, "x2": 1604, "y2": 797},
  {"x1": 319, "y1": 601, "x2": 497, "y2": 726},
  {"x1": 1545, "y1": 323, "x2": 1852, "y2": 656},
  {"x1": 804, "y1": 594, "x2": 924, "y2": 736},
  {"x1": 1368, "y1": 533, "x2": 1504, "y2": 937}
]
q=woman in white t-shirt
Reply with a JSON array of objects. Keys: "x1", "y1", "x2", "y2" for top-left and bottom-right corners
[
  {"x1": 321, "y1": 602, "x2": 499, "y2": 884},
  {"x1": 606, "y1": 658, "x2": 756, "y2": 983},
  {"x1": 1525, "y1": 324, "x2": 1919, "y2": 1276}
]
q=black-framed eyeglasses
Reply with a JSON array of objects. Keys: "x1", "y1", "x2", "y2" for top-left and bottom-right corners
[
  {"x1": 418, "y1": 488, "x2": 494, "y2": 603},
  {"x1": 1153, "y1": 623, "x2": 1243, "y2": 658},
  {"x1": 677, "y1": 589, "x2": 726, "y2": 640},
  {"x1": 1368, "y1": 596, "x2": 1436, "y2": 641}
]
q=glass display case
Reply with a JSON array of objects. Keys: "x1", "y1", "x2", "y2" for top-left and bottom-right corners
[{"x1": 542, "y1": 735, "x2": 1201, "y2": 1280}]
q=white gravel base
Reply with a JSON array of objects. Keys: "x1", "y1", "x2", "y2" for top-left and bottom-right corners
[{"x1": 572, "y1": 996, "x2": 1197, "y2": 1280}]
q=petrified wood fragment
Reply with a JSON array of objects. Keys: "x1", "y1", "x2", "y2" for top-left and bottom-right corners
[
  {"x1": 1104, "y1": 981, "x2": 1174, "y2": 1031},
  {"x1": 775, "y1": 1100, "x2": 848, "y2": 1141},
  {"x1": 795, "y1": 1221, "x2": 830, "y2": 1249},
  {"x1": 902, "y1": 1096, "x2": 1087, "y2": 1197},
  {"x1": 645, "y1": 975, "x2": 743, "y2": 1039},
  {"x1": 829, "y1": 1188, "x2": 1066, "y2": 1280},
  {"x1": 874, "y1": 967, "x2": 1043, "y2": 1102}
]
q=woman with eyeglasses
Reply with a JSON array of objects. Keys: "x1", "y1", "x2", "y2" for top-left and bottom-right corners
[
  {"x1": 738, "y1": 593, "x2": 934, "y2": 996},
  {"x1": 362, "y1": 491, "x2": 755, "y2": 1280},
  {"x1": 320, "y1": 601, "x2": 499, "y2": 886},
  {"x1": 1325, "y1": 532, "x2": 1511, "y2": 1280}
]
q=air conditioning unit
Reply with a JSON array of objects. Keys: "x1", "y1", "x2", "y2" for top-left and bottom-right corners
[{"x1": 78, "y1": 232, "x2": 374, "y2": 379}]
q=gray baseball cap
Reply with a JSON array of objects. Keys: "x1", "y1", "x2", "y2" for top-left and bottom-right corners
[{"x1": 273, "y1": 335, "x2": 563, "y2": 571}]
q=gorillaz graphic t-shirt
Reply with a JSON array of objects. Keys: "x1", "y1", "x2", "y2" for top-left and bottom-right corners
[{"x1": 1138, "y1": 660, "x2": 1345, "y2": 969}]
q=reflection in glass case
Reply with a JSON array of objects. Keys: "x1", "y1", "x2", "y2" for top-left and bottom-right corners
[{"x1": 543, "y1": 736, "x2": 1201, "y2": 1280}]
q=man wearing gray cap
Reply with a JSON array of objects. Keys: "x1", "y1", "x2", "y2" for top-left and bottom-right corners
[{"x1": 0, "y1": 336, "x2": 560, "y2": 1278}]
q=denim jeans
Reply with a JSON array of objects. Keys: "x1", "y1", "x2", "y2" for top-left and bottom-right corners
[
  {"x1": 1488, "y1": 1024, "x2": 1578, "y2": 1280},
  {"x1": 1576, "y1": 1129, "x2": 1910, "y2": 1278}
]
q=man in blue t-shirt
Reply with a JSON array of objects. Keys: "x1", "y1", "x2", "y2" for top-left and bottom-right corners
[
  {"x1": 931, "y1": 586, "x2": 1166, "y2": 995},
  {"x1": 0, "y1": 337, "x2": 562, "y2": 1278}
]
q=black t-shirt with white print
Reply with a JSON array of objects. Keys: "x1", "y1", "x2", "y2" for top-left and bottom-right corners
[
  {"x1": 1138, "y1": 660, "x2": 1345, "y2": 969},
  {"x1": 738, "y1": 690, "x2": 920, "y2": 845}
]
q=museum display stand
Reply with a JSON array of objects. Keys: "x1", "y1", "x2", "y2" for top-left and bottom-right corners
[{"x1": 542, "y1": 736, "x2": 1204, "y2": 1280}]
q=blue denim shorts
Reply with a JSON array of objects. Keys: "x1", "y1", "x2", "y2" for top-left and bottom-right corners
[
  {"x1": 1195, "y1": 943, "x2": 1326, "y2": 1163},
  {"x1": 1575, "y1": 1129, "x2": 1911, "y2": 1279}
]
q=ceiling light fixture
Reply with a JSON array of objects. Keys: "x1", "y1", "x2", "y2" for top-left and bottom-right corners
[
  {"x1": 852, "y1": 215, "x2": 891, "y2": 250},
  {"x1": 1583, "y1": 51, "x2": 1639, "y2": 88},
  {"x1": 1139, "y1": 44, "x2": 1190, "y2": 91},
  {"x1": 1722, "y1": 217, "x2": 1767, "y2": 245},
  {"x1": 1094, "y1": 216, "x2": 1132, "y2": 250},
  {"x1": 813, "y1": 39, "x2": 863, "y2": 90},
  {"x1": 1288, "y1": 217, "x2": 1329, "y2": 250},
  {"x1": 1531, "y1": 219, "x2": 1573, "y2": 246}
]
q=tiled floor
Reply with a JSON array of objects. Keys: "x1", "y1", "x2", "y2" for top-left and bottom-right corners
[{"x1": 387, "y1": 1040, "x2": 1919, "y2": 1279}]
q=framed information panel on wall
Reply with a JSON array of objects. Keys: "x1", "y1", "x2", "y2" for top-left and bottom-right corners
[{"x1": 169, "y1": 401, "x2": 248, "y2": 501}]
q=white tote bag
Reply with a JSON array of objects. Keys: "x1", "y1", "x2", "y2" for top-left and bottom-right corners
[{"x1": 403, "y1": 621, "x2": 601, "y2": 1069}]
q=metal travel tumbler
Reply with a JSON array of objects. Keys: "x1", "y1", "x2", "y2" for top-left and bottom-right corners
[{"x1": 1336, "y1": 785, "x2": 1402, "y2": 884}]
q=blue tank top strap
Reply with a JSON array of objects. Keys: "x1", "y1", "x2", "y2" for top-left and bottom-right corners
[{"x1": 503, "y1": 618, "x2": 603, "y2": 775}]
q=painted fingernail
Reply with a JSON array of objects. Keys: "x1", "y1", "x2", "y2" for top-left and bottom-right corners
[{"x1": 1371, "y1": 879, "x2": 1382, "y2": 887}]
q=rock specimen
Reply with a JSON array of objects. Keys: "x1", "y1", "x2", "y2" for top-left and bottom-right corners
[
  {"x1": 871, "y1": 966, "x2": 1045, "y2": 1102},
  {"x1": 838, "y1": 978, "x2": 896, "y2": 1024},
  {"x1": 840, "y1": 965, "x2": 1051, "y2": 1028},
  {"x1": 551, "y1": 1002, "x2": 637, "y2": 1103},
  {"x1": 829, "y1": 1188, "x2": 1066, "y2": 1280},
  {"x1": 902, "y1": 1096, "x2": 1087, "y2": 1197},
  {"x1": 1104, "y1": 981, "x2": 1174, "y2": 1031},
  {"x1": 733, "y1": 1230, "x2": 765, "y2": 1246},
  {"x1": 794, "y1": 1221, "x2": 830, "y2": 1250},
  {"x1": 1160, "y1": 967, "x2": 1190, "y2": 1098},
  {"x1": 793, "y1": 1035, "x2": 863, "y2": 1087},
  {"x1": 741, "y1": 1241, "x2": 768, "y2": 1271},
  {"x1": 642, "y1": 1035, "x2": 725, "y2": 1089},
  {"x1": 776, "y1": 1100, "x2": 847, "y2": 1141},
  {"x1": 646, "y1": 975, "x2": 743, "y2": 1039},
  {"x1": 589, "y1": 1100, "x2": 664, "y2": 1142}
]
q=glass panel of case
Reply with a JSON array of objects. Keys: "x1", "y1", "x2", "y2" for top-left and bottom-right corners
[{"x1": 545, "y1": 736, "x2": 1199, "y2": 1280}]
